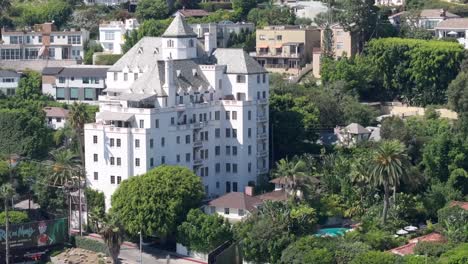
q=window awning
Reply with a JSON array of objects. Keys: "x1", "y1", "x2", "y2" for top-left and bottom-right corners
[
  {"x1": 274, "y1": 44, "x2": 283, "y2": 48},
  {"x1": 258, "y1": 44, "x2": 269, "y2": 49},
  {"x1": 97, "y1": 111, "x2": 135, "y2": 122}
]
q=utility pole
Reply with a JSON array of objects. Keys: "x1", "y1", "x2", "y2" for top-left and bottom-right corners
[{"x1": 4, "y1": 197, "x2": 9, "y2": 264}]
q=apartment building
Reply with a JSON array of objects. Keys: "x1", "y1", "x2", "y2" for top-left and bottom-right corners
[
  {"x1": 99, "y1": 19, "x2": 139, "y2": 54},
  {"x1": 0, "y1": 70, "x2": 21, "y2": 96},
  {"x1": 252, "y1": 25, "x2": 320, "y2": 72},
  {"x1": 190, "y1": 21, "x2": 255, "y2": 48},
  {"x1": 312, "y1": 24, "x2": 358, "y2": 78},
  {"x1": 84, "y1": 14, "x2": 269, "y2": 208},
  {"x1": 0, "y1": 22, "x2": 89, "y2": 71},
  {"x1": 42, "y1": 65, "x2": 108, "y2": 103}
]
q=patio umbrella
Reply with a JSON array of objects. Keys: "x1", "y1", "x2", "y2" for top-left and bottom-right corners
[
  {"x1": 396, "y1": 229, "x2": 409, "y2": 235},
  {"x1": 404, "y1": 226, "x2": 418, "y2": 232},
  {"x1": 447, "y1": 31, "x2": 458, "y2": 35}
]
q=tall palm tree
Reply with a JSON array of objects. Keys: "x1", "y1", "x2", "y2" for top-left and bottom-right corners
[
  {"x1": 69, "y1": 102, "x2": 90, "y2": 235},
  {"x1": 49, "y1": 148, "x2": 79, "y2": 187},
  {"x1": 370, "y1": 140, "x2": 410, "y2": 224},
  {"x1": 273, "y1": 158, "x2": 307, "y2": 199},
  {"x1": 100, "y1": 215, "x2": 123, "y2": 264},
  {"x1": 69, "y1": 102, "x2": 89, "y2": 167},
  {"x1": 0, "y1": 183, "x2": 15, "y2": 264}
]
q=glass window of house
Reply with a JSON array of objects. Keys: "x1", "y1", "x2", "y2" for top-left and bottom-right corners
[{"x1": 105, "y1": 31, "x2": 115, "y2": 40}]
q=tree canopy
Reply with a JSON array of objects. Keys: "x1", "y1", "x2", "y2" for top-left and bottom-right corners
[{"x1": 111, "y1": 166, "x2": 204, "y2": 239}]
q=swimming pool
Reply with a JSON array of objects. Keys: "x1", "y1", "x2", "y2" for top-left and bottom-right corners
[{"x1": 316, "y1": 227, "x2": 351, "y2": 237}]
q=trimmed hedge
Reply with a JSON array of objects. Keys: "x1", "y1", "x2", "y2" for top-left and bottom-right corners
[
  {"x1": 75, "y1": 236, "x2": 109, "y2": 256},
  {"x1": 200, "y1": 2, "x2": 232, "y2": 11},
  {"x1": 0, "y1": 211, "x2": 28, "y2": 224}
]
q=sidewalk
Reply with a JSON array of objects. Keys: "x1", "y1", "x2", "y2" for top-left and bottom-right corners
[{"x1": 86, "y1": 234, "x2": 207, "y2": 264}]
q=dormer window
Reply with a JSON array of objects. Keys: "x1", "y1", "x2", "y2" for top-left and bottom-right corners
[
  {"x1": 167, "y1": 40, "x2": 174, "y2": 48},
  {"x1": 137, "y1": 47, "x2": 143, "y2": 54},
  {"x1": 189, "y1": 39, "x2": 194, "y2": 47},
  {"x1": 154, "y1": 48, "x2": 159, "y2": 54},
  {"x1": 176, "y1": 70, "x2": 181, "y2": 77},
  {"x1": 192, "y1": 69, "x2": 197, "y2": 76}
]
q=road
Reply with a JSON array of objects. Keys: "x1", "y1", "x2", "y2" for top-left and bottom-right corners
[{"x1": 86, "y1": 234, "x2": 207, "y2": 264}]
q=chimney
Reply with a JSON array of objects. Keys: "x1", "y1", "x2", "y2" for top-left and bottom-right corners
[
  {"x1": 245, "y1": 186, "x2": 254, "y2": 196},
  {"x1": 163, "y1": 57, "x2": 176, "y2": 106},
  {"x1": 204, "y1": 33, "x2": 217, "y2": 55}
]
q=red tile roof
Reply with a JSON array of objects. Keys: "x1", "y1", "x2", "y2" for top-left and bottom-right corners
[
  {"x1": 43, "y1": 107, "x2": 69, "y2": 118},
  {"x1": 257, "y1": 190, "x2": 288, "y2": 202},
  {"x1": 390, "y1": 232, "x2": 446, "y2": 256},
  {"x1": 208, "y1": 192, "x2": 262, "y2": 212},
  {"x1": 450, "y1": 201, "x2": 468, "y2": 210},
  {"x1": 177, "y1": 9, "x2": 210, "y2": 18}
]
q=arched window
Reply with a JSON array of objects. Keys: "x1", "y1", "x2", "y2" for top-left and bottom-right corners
[
  {"x1": 167, "y1": 40, "x2": 174, "y2": 48},
  {"x1": 189, "y1": 39, "x2": 194, "y2": 48}
]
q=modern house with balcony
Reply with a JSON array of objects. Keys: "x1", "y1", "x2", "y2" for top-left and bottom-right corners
[
  {"x1": 190, "y1": 21, "x2": 255, "y2": 48},
  {"x1": 42, "y1": 65, "x2": 109, "y2": 104},
  {"x1": 252, "y1": 25, "x2": 320, "y2": 74},
  {"x1": 389, "y1": 9, "x2": 459, "y2": 31},
  {"x1": 84, "y1": 14, "x2": 270, "y2": 209},
  {"x1": 435, "y1": 18, "x2": 468, "y2": 49},
  {"x1": 0, "y1": 70, "x2": 21, "y2": 96},
  {"x1": 0, "y1": 22, "x2": 89, "y2": 71},
  {"x1": 99, "y1": 19, "x2": 139, "y2": 54}
]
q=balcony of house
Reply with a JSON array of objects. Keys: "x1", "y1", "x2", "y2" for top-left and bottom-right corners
[
  {"x1": 257, "y1": 150, "x2": 268, "y2": 157},
  {"x1": 193, "y1": 158, "x2": 203, "y2": 166},
  {"x1": 257, "y1": 115, "x2": 267, "y2": 122},
  {"x1": 257, "y1": 167, "x2": 268, "y2": 175},
  {"x1": 193, "y1": 139, "x2": 203, "y2": 148},
  {"x1": 257, "y1": 131, "x2": 267, "y2": 140}
]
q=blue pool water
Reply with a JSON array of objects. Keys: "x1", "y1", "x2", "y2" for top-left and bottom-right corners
[{"x1": 316, "y1": 227, "x2": 351, "y2": 237}]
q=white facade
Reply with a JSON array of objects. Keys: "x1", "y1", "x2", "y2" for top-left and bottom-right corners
[
  {"x1": 99, "y1": 19, "x2": 139, "y2": 54},
  {"x1": 190, "y1": 21, "x2": 255, "y2": 48},
  {"x1": 84, "y1": 14, "x2": 269, "y2": 209},
  {"x1": 376, "y1": 0, "x2": 404, "y2": 6},
  {"x1": 0, "y1": 71, "x2": 20, "y2": 96},
  {"x1": 0, "y1": 23, "x2": 89, "y2": 61}
]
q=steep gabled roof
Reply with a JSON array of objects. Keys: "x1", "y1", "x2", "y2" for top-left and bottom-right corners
[
  {"x1": 345, "y1": 123, "x2": 370, "y2": 134},
  {"x1": 209, "y1": 192, "x2": 262, "y2": 212},
  {"x1": 213, "y1": 49, "x2": 267, "y2": 74},
  {"x1": 109, "y1": 37, "x2": 163, "y2": 72},
  {"x1": 162, "y1": 13, "x2": 197, "y2": 38}
]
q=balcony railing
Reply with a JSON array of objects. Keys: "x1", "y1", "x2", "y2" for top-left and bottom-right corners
[
  {"x1": 257, "y1": 132, "x2": 267, "y2": 139},
  {"x1": 257, "y1": 115, "x2": 267, "y2": 122},
  {"x1": 257, "y1": 150, "x2": 268, "y2": 157},
  {"x1": 254, "y1": 52, "x2": 301, "y2": 58},
  {"x1": 193, "y1": 140, "x2": 203, "y2": 148},
  {"x1": 258, "y1": 99, "x2": 268, "y2": 105},
  {"x1": 193, "y1": 159, "x2": 203, "y2": 165},
  {"x1": 257, "y1": 168, "x2": 268, "y2": 175}
]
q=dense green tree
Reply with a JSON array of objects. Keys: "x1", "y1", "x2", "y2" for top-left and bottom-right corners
[
  {"x1": 421, "y1": 132, "x2": 453, "y2": 182},
  {"x1": 381, "y1": 117, "x2": 410, "y2": 143},
  {"x1": 370, "y1": 140, "x2": 410, "y2": 224},
  {"x1": 16, "y1": 71, "x2": 42, "y2": 100},
  {"x1": 280, "y1": 236, "x2": 336, "y2": 264},
  {"x1": 135, "y1": 0, "x2": 169, "y2": 21},
  {"x1": 0, "y1": 109, "x2": 52, "y2": 158},
  {"x1": 177, "y1": 209, "x2": 232, "y2": 253},
  {"x1": 335, "y1": 0, "x2": 379, "y2": 52},
  {"x1": 448, "y1": 70, "x2": 468, "y2": 113},
  {"x1": 438, "y1": 205, "x2": 468, "y2": 243},
  {"x1": 69, "y1": 102, "x2": 89, "y2": 167},
  {"x1": 84, "y1": 42, "x2": 103, "y2": 65},
  {"x1": 350, "y1": 251, "x2": 398, "y2": 264},
  {"x1": 233, "y1": 0, "x2": 257, "y2": 20},
  {"x1": 12, "y1": 0, "x2": 73, "y2": 27},
  {"x1": 0, "y1": 211, "x2": 28, "y2": 224},
  {"x1": 247, "y1": 7, "x2": 295, "y2": 27},
  {"x1": 235, "y1": 201, "x2": 317, "y2": 263},
  {"x1": 111, "y1": 166, "x2": 204, "y2": 239},
  {"x1": 48, "y1": 148, "x2": 78, "y2": 187}
]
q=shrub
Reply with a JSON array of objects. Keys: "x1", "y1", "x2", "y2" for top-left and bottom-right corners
[
  {"x1": 94, "y1": 54, "x2": 122, "y2": 65},
  {"x1": 0, "y1": 211, "x2": 28, "y2": 224},
  {"x1": 413, "y1": 241, "x2": 452, "y2": 257},
  {"x1": 362, "y1": 230, "x2": 400, "y2": 251},
  {"x1": 350, "y1": 251, "x2": 399, "y2": 264},
  {"x1": 438, "y1": 243, "x2": 468, "y2": 264},
  {"x1": 403, "y1": 255, "x2": 436, "y2": 264},
  {"x1": 75, "y1": 236, "x2": 109, "y2": 256},
  {"x1": 335, "y1": 241, "x2": 371, "y2": 264},
  {"x1": 438, "y1": 205, "x2": 468, "y2": 243}
]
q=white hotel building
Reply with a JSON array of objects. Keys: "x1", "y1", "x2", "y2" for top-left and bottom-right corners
[{"x1": 84, "y1": 14, "x2": 269, "y2": 208}]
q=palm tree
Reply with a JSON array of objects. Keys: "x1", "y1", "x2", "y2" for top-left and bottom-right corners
[
  {"x1": 69, "y1": 102, "x2": 89, "y2": 167},
  {"x1": 273, "y1": 158, "x2": 308, "y2": 199},
  {"x1": 49, "y1": 148, "x2": 79, "y2": 187},
  {"x1": 100, "y1": 215, "x2": 123, "y2": 264},
  {"x1": 0, "y1": 183, "x2": 15, "y2": 264},
  {"x1": 370, "y1": 140, "x2": 410, "y2": 224}
]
